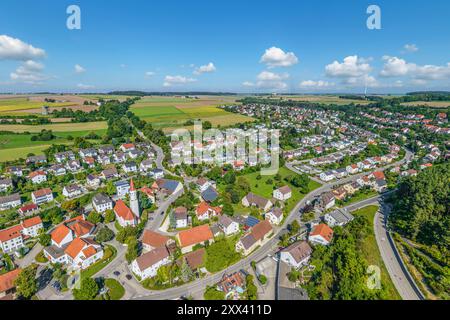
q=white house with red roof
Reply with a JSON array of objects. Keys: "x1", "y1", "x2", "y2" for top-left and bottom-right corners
[
  {"x1": 131, "y1": 246, "x2": 170, "y2": 280},
  {"x1": 64, "y1": 238, "x2": 104, "y2": 270},
  {"x1": 28, "y1": 170, "x2": 47, "y2": 184},
  {"x1": 120, "y1": 143, "x2": 135, "y2": 152},
  {"x1": 309, "y1": 223, "x2": 334, "y2": 246},
  {"x1": 0, "y1": 217, "x2": 43, "y2": 253},
  {"x1": 195, "y1": 201, "x2": 221, "y2": 221},
  {"x1": 31, "y1": 188, "x2": 53, "y2": 205}
]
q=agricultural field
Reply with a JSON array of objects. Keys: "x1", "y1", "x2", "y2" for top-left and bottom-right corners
[
  {"x1": 0, "y1": 128, "x2": 107, "y2": 162},
  {"x1": 130, "y1": 95, "x2": 254, "y2": 132},
  {"x1": 0, "y1": 94, "x2": 99, "y2": 115},
  {"x1": 272, "y1": 95, "x2": 374, "y2": 105},
  {"x1": 400, "y1": 101, "x2": 450, "y2": 108},
  {"x1": 0, "y1": 121, "x2": 107, "y2": 133}
]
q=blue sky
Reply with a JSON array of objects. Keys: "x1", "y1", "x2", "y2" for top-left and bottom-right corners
[{"x1": 0, "y1": 0, "x2": 449, "y2": 93}]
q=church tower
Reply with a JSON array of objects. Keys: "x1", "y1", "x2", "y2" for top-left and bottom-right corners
[{"x1": 129, "y1": 179, "x2": 140, "y2": 219}]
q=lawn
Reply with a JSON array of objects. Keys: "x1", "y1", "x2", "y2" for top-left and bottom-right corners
[
  {"x1": 219, "y1": 166, "x2": 321, "y2": 215},
  {"x1": 104, "y1": 278, "x2": 125, "y2": 300},
  {"x1": 352, "y1": 205, "x2": 401, "y2": 300},
  {"x1": 0, "y1": 121, "x2": 107, "y2": 133},
  {"x1": 0, "y1": 145, "x2": 52, "y2": 162},
  {"x1": 339, "y1": 190, "x2": 378, "y2": 206},
  {"x1": 80, "y1": 245, "x2": 117, "y2": 280}
]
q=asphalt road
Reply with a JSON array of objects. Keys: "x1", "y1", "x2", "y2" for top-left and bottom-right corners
[{"x1": 374, "y1": 203, "x2": 422, "y2": 300}]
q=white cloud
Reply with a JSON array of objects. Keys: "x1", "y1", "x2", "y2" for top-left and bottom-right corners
[
  {"x1": 163, "y1": 75, "x2": 197, "y2": 87},
  {"x1": 260, "y1": 47, "x2": 298, "y2": 68},
  {"x1": 254, "y1": 71, "x2": 289, "y2": 90},
  {"x1": 242, "y1": 81, "x2": 254, "y2": 87},
  {"x1": 0, "y1": 35, "x2": 46, "y2": 60},
  {"x1": 325, "y1": 55, "x2": 372, "y2": 78},
  {"x1": 10, "y1": 60, "x2": 48, "y2": 84},
  {"x1": 145, "y1": 71, "x2": 156, "y2": 77},
  {"x1": 74, "y1": 64, "x2": 86, "y2": 74},
  {"x1": 299, "y1": 80, "x2": 335, "y2": 89},
  {"x1": 77, "y1": 83, "x2": 95, "y2": 90},
  {"x1": 381, "y1": 56, "x2": 450, "y2": 80},
  {"x1": 404, "y1": 44, "x2": 419, "y2": 53},
  {"x1": 194, "y1": 62, "x2": 216, "y2": 75}
]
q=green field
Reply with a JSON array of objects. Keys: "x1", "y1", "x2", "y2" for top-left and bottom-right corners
[
  {"x1": 129, "y1": 95, "x2": 253, "y2": 132},
  {"x1": 0, "y1": 129, "x2": 107, "y2": 161},
  {"x1": 219, "y1": 166, "x2": 322, "y2": 215},
  {"x1": 0, "y1": 98, "x2": 75, "y2": 113},
  {"x1": 0, "y1": 121, "x2": 107, "y2": 133},
  {"x1": 352, "y1": 205, "x2": 401, "y2": 300}
]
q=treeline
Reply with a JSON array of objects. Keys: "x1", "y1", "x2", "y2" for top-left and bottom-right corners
[
  {"x1": 52, "y1": 108, "x2": 104, "y2": 122},
  {"x1": 389, "y1": 162, "x2": 449, "y2": 252},
  {"x1": 306, "y1": 215, "x2": 393, "y2": 300}
]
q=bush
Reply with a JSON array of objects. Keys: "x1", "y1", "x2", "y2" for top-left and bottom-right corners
[
  {"x1": 95, "y1": 227, "x2": 115, "y2": 243},
  {"x1": 204, "y1": 286, "x2": 225, "y2": 300}
]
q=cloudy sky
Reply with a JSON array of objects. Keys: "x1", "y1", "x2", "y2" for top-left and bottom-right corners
[{"x1": 0, "y1": 0, "x2": 449, "y2": 93}]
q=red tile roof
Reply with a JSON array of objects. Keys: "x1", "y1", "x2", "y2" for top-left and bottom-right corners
[
  {"x1": 0, "y1": 225, "x2": 23, "y2": 242},
  {"x1": 22, "y1": 216, "x2": 42, "y2": 228},
  {"x1": 178, "y1": 225, "x2": 214, "y2": 248},
  {"x1": 114, "y1": 199, "x2": 136, "y2": 222},
  {"x1": 0, "y1": 269, "x2": 21, "y2": 293},
  {"x1": 32, "y1": 188, "x2": 52, "y2": 198},
  {"x1": 51, "y1": 224, "x2": 71, "y2": 245},
  {"x1": 64, "y1": 237, "x2": 87, "y2": 259},
  {"x1": 310, "y1": 224, "x2": 334, "y2": 243},
  {"x1": 142, "y1": 230, "x2": 169, "y2": 248}
]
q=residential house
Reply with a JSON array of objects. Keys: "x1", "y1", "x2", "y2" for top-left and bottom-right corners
[
  {"x1": 320, "y1": 171, "x2": 336, "y2": 182},
  {"x1": 62, "y1": 184, "x2": 83, "y2": 199},
  {"x1": 273, "y1": 186, "x2": 292, "y2": 201},
  {"x1": 218, "y1": 215, "x2": 240, "y2": 236},
  {"x1": 141, "y1": 230, "x2": 173, "y2": 252},
  {"x1": 235, "y1": 220, "x2": 273, "y2": 255},
  {"x1": 217, "y1": 272, "x2": 246, "y2": 297},
  {"x1": 195, "y1": 201, "x2": 222, "y2": 221},
  {"x1": 55, "y1": 151, "x2": 75, "y2": 163},
  {"x1": 319, "y1": 192, "x2": 335, "y2": 210},
  {"x1": 324, "y1": 208, "x2": 354, "y2": 227},
  {"x1": 120, "y1": 143, "x2": 135, "y2": 153},
  {"x1": 173, "y1": 207, "x2": 188, "y2": 229},
  {"x1": 242, "y1": 192, "x2": 273, "y2": 212},
  {"x1": 0, "y1": 178, "x2": 13, "y2": 192},
  {"x1": 177, "y1": 224, "x2": 214, "y2": 254},
  {"x1": 48, "y1": 164, "x2": 66, "y2": 176},
  {"x1": 346, "y1": 164, "x2": 359, "y2": 174},
  {"x1": 86, "y1": 174, "x2": 100, "y2": 188},
  {"x1": 123, "y1": 162, "x2": 138, "y2": 174},
  {"x1": 31, "y1": 188, "x2": 53, "y2": 205},
  {"x1": 26, "y1": 155, "x2": 46, "y2": 165},
  {"x1": 18, "y1": 203, "x2": 38, "y2": 216},
  {"x1": 0, "y1": 194, "x2": 22, "y2": 211},
  {"x1": 131, "y1": 247, "x2": 170, "y2": 280},
  {"x1": 280, "y1": 241, "x2": 313, "y2": 269},
  {"x1": 101, "y1": 167, "x2": 119, "y2": 180},
  {"x1": 0, "y1": 269, "x2": 21, "y2": 300},
  {"x1": 0, "y1": 217, "x2": 43, "y2": 253},
  {"x1": 79, "y1": 148, "x2": 97, "y2": 158},
  {"x1": 201, "y1": 186, "x2": 219, "y2": 203},
  {"x1": 139, "y1": 159, "x2": 153, "y2": 172},
  {"x1": 6, "y1": 166, "x2": 23, "y2": 177},
  {"x1": 149, "y1": 169, "x2": 164, "y2": 179},
  {"x1": 28, "y1": 170, "x2": 47, "y2": 184},
  {"x1": 66, "y1": 160, "x2": 81, "y2": 173},
  {"x1": 265, "y1": 207, "x2": 283, "y2": 226},
  {"x1": 92, "y1": 193, "x2": 113, "y2": 213},
  {"x1": 152, "y1": 179, "x2": 183, "y2": 196},
  {"x1": 309, "y1": 223, "x2": 334, "y2": 246}
]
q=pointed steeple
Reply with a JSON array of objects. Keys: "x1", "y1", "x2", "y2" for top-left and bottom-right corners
[{"x1": 130, "y1": 178, "x2": 135, "y2": 191}]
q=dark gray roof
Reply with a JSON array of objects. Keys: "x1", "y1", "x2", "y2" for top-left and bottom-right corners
[
  {"x1": 92, "y1": 193, "x2": 111, "y2": 205},
  {"x1": 201, "y1": 186, "x2": 219, "y2": 202},
  {"x1": 239, "y1": 233, "x2": 257, "y2": 250},
  {"x1": 0, "y1": 193, "x2": 20, "y2": 204}
]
